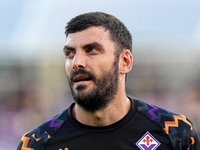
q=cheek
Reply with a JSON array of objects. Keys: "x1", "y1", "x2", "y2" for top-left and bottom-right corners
[
  {"x1": 97, "y1": 57, "x2": 115, "y2": 70},
  {"x1": 93, "y1": 62, "x2": 112, "y2": 78},
  {"x1": 65, "y1": 60, "x2": 73, "y2": 76}
]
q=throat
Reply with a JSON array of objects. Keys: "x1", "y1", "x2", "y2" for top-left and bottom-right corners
[
  {"x1": 73, "y1": 104, "x2": 112, "y2": 126},
  {"x1": 73, "y1": 98, "x2": 131, "y2": 127}
]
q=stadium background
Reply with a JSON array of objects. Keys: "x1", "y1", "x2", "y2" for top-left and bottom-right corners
[{"x1": 0, "y1": 0, "x2": 200, "y2": 149}]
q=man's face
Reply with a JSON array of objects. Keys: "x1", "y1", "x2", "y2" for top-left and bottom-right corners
[{"x1": 64, "y1": 27, "x2": 119, "y2": 112}]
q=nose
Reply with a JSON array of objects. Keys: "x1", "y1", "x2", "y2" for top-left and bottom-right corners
[{"x1": 72, "y1": 51, "x2": 86, "y2": 70}]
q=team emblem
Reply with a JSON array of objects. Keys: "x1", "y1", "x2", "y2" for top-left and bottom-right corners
[{"x1": 136, "y1": 132, "x2": 160, "y2": 150}]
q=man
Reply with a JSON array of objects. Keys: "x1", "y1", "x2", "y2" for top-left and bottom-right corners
[{"x1": 17, "y1": 12, "x2": 200, "y2": 150}]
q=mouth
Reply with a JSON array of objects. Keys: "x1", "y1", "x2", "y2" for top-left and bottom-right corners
[{"x1": 73, "y1": 74, "x2": 93, "y2": 83}]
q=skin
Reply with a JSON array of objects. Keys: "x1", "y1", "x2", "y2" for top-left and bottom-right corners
[{"x1": 64, "y1": 26, "x2": 133, "y2": 126}]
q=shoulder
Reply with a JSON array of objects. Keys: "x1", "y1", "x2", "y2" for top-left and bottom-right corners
[
  {"x1": 17, "y1": 109, "x2": 68, "y2": 150},
  {"x1": 134, "y1": 98, "x2": 200, "y2": 150}
]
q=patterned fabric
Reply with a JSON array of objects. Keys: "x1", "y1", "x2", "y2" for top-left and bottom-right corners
[
  {"x1": 17, "y1": 98, "x2": 200, "y2": 150},
  {"x1": 17, "y1": 110, "x2": 68, "y2": 150},
  {"x1": 137, "y1": 100, "x2": 200, "y2": 149}
]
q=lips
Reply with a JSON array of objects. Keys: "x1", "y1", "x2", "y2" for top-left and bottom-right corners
[{"x1": 73, "y1": 74, "x2": 93, "y2": 83}]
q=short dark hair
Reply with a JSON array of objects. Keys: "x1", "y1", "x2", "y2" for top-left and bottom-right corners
[{"x1": 65, "y1": 12, "x2": 132, "y2": 56}]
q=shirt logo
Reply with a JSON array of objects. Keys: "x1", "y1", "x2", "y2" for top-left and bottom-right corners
[{"x1": 136, "y1": 132, "x2": 160, "y2": 150}]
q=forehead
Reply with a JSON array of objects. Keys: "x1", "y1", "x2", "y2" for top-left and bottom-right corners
[{"x1": 65, "y1": 27, "x2": 114, "y2": 48}]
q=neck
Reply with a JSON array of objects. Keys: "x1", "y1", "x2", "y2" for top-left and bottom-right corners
[{"x1": 72, "y1": 93, "x2": 131, "y2": 127}]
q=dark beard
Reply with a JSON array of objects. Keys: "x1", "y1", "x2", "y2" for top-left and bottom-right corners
[{"x1": 68, "y1": 58, "x2": 119, "y2": 113}]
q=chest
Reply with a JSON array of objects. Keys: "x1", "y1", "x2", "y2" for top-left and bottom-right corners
[{"x1": 46, "y1": 121, "x2": 171, "y2": 150}]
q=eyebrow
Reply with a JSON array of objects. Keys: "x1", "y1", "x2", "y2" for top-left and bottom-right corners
[
  {"x1": 63, "y1": 42, "x2": 104, "y2": 51},
  {"x1": 63, "y1": 46, "x2": 75, "y2": 52},
  {"x1": 83, "y1": 42, "x2": 104, "y2": 50}
]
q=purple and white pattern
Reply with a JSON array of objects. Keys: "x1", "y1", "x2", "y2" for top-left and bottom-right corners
[{"x1": 136, "y1": 132, "x2": 160, "y2": 150}]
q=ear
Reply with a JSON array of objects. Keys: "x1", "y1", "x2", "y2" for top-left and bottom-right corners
[{"x1": 119, "y1": 49, "x2": 133, "y2": 74}]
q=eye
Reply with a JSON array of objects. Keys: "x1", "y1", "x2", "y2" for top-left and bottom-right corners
[
  {"x1": 64, "y1": 50, "x2": 75, "y2": 58},
  {"x1": 86, "y1": 48, "x2": 99, "y2": 53}
]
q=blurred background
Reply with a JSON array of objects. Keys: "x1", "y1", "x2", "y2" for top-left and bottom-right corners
[{"x1": 0, "y1": 0, "x2": 200, "y2": 149}]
